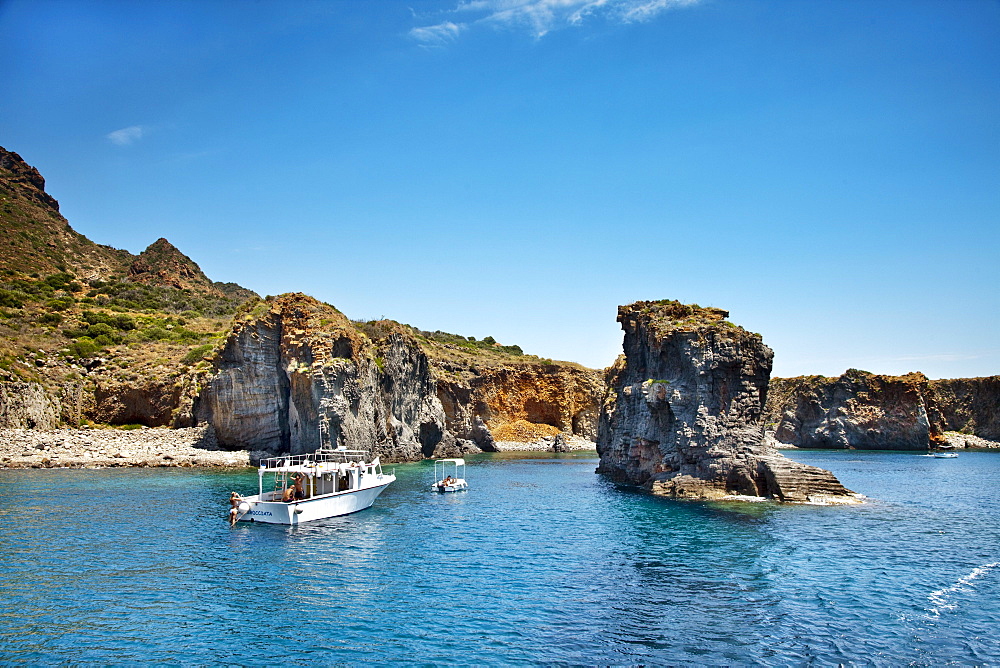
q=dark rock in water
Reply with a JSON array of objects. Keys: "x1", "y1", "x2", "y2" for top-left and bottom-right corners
[
  {"x1": 431, "y1": 433, "x2": 482, "y2": 459},
  {"x1": 547, "y1": 433, "x2": 571, "y2": 452},
  {"x1": 596, "y1": 300, "x2": 857, "y2": 503}
]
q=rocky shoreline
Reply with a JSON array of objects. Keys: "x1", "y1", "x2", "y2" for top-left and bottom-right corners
[
  {"x1": 493, "y1": 434, "x2": 597, "y2": 452},
  {"x1": 0, "y1": 426, "x2": 597, "y2": 470}
]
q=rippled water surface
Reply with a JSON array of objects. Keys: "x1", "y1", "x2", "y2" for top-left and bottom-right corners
[{"x1": 1, "y1": 450, "x2": 998, "y2": 665}]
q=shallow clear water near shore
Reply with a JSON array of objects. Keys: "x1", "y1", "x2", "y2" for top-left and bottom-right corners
[{"x1": 1, "y1": 450, "x2": 997, "y2": 665}]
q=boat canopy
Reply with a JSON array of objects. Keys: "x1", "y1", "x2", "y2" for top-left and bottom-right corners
[
  {"x1": 258, "y1": 449, "x2": 373, "y2": 474},
  {"x1": 436, "y1": 458, "x2": 465, "y2": 466}
]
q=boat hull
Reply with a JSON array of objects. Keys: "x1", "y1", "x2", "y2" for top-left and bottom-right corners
[
  {"x1": 238, "y1": 477, "x2": 394, "y2": 525},
  {"x1": 432, "y1": 480, "x2": 468, "y2": 493}
]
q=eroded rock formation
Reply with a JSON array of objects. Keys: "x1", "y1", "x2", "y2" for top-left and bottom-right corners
[
  {"x1": 597, "y1": 300, "x2": 857, "y2": 503},
  {"x1": 195, "y1": 294, "x2": 454, "y2": 461}
]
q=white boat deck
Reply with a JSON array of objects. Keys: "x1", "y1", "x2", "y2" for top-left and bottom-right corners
[{"x1": 232, "y1": 447, "x2": 394, "y2": 525}]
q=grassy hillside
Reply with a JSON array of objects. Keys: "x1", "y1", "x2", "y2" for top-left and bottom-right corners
[{"x1": 0, "y1": 146, "x2": 257, "y2": 390}]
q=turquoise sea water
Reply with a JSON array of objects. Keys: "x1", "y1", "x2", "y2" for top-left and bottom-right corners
[{"x1": 1, "y1": 450, "x2": 998, "y2": 666}]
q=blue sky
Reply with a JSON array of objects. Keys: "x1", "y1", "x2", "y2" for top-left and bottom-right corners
[{"x1": 2, "y1": 0, "x2": 998, "y2": 378}]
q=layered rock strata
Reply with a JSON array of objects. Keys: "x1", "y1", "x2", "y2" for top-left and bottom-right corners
[
  {"x1": 597, "y1": 300, "x2": 857, "y2": 503},
  {"x1": 765, "y1": 371, "x2": 1000, "y2": 449},
  {"x1": 195, "y1": 294, "x2": 455, "y2": 461}
]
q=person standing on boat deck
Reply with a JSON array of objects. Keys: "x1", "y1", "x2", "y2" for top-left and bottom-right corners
[{"x1": 292, "y1": 474, "x2": 306, "y2": 500}]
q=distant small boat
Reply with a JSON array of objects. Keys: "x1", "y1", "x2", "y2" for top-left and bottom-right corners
[
  {"x1": 431, "y1": 458, "x2": 469, "y2": 492},
  {"x1": 926, "y1": 443, "x2": 959, "y2": 458}
]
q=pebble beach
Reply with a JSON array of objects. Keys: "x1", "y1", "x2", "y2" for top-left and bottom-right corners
[
  {"x1": 0, "y1": 426, "x2": 253, "y2": 469},
  {"x1": 0, "y1": 427, "x2": 599, "y2": 469}
]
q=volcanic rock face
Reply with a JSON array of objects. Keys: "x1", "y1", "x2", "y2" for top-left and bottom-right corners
[
  {"x1": 0, "y1": 382, "x2": 61, "y2": 429},
  {"x1": 89, "y1": 376, "x2": 198, "y2": 428},
  {"x1": 0, "y1": 148, "x2": 59, "y2": 211},
  {"x1": 435, "y1": 364, "x2": 604, "y2": 449},
  {"x1": 765, "y1": 371, "x2": 934, "y2": 449},
  {"x1": 196, "y1": 294, "x2": 452, "y2": 461},
  {"x1": 764, "y1": 371, "x2": 1000, "y2": 449},
  {"x1": 931, "y1": 376, "x2": 1000, "y2": 441},
  {"x1": 597, "y1": 300, "x2": 856, "y2": 503}
]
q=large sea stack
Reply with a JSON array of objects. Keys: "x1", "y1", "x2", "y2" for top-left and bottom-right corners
[{"x1": 597, "y1": 300, "x2": 858, "y2": 503}]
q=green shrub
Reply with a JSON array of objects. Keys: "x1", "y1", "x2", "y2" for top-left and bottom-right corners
[
  {"x1": 38, "y1": 312, "x2": 63, "y2": 325},
  {"x1": 0, "y1": 289, "x2": 24, "y2": 308},
  {"x1": 44, "y1": 272, "x2": 76, "y2": 290},
  {"x1": 86, "y1": 322, "x2": 116, "y2": 339},
  {"x1": 68, "y1": 338, "x2": 99, "y2": 358},
  {"x1": 182, "y1": 344, "x2": 215, "y2": 365},
  {"x1": 46, "y1": 297, "x2": 74, "y2": 311},
  {"x1": 62, "y1": 326, "x2": 90, "y2": 339},
  {"x1": 141, "y1": 327, "x2": 173, "y2": 341}
]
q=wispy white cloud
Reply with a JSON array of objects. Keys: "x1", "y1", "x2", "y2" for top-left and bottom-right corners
[
  {"x1": 619, "y1": 0, "x2": 701, "y2": 23},
  {"x1": 411, "y1": 0, "x2": 699, "y2": 42},
  {"x1": 106, "y1": 125, "x2": 145, "y2": 146},
  {"x1": 409, "y1": 21, "x2": 464, "y2": 45}
]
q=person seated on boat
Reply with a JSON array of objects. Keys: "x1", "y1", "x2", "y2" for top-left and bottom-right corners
[
  {"x1": 441, "y1": 476, "x2": 453, "y2": 487},
  {"x1": 281, "y1": 485, "x2": 296, "y2": 503}
]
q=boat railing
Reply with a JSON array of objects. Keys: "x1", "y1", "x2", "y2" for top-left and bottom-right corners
[{"x1": 258, "y1": 448, "x2": 371, "y2": 471}]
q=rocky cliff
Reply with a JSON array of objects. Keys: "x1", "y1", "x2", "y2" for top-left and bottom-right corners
[
  {"x1": 597, "y1": 300, "x2": 857, "y2": 503},
  {"x1": 195, "y1": 294, "x2": 455, "y2": 461},
  {"x1": 765, "y1": 371, "x2": 1000, "y2": 449},
  {"x1": 435, "y1": 362, "x2": 604, "y2": 448}
]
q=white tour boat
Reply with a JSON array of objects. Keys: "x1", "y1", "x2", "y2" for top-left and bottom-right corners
[
  {"x1": 431, "y1": 458, "x2": 468, "y2": 493},
  {"x1": 231, "y1": 447, "x2": 395, "y2": 525}
]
